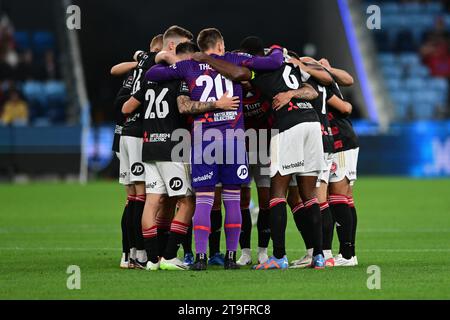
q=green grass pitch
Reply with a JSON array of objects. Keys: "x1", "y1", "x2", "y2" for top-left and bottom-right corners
[{"x1": 1, "y1": 178, "x2": 450, "y2": 300}]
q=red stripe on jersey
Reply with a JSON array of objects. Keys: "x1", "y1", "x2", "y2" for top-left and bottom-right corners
[
  {"x1": 331, "y1": 126, "x2": 340, "y2": 135},
  {"x1": 334, "y1": 140, "x2": 343, "y2": 150}
]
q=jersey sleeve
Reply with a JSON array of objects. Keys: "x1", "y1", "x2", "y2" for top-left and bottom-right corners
[
  {"x1": 239, "y1": 47, "x2": 284, "y2": 71},
  {"x1": 132, "y1": 85, "x2": 146, "y2": 104},
  {"x1": 145, "y1": 61, "x2": 188, "y2": 82},
  {"x1": 178, "y1": 81, "x2": 190, "y2": 97}
]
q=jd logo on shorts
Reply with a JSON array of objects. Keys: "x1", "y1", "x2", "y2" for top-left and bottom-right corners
[
  {"x1": 237, "y1": 165, "x2": 249, "y2": 180},
  {"x1": 169, "y1": 177, "x2": 183, "y2": 191},
  {"x1": 131, "y1": 163, "x2": 144, "y2": 176}
]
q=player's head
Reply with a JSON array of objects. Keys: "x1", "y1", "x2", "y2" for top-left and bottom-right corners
[
  {"x1": 163, "y1": 25, "x2": 194, "y2": 53},
  {"x1": 176, "y1": 41, "x2": 199, "y2": 60},
  {"x1": 288, "y1": 50, "x2": 300, "y2": 60},
  {"x1": 197, "y1": 28, "x2": 225, "y2": 55},
  {"x1": 239, "y1": 36, "x2": 264, "y2": 56},
  {"x1": 150, "y1": 34, "x2": 163, "y2": 53}
]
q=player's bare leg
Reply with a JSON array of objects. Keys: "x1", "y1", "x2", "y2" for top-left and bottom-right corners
[
  {"x1": 141, "y1": 193, "x2": 167, "y2": 270},
  {"x1": 296, "y1": 175, "x2": 324, "y2": 269}
]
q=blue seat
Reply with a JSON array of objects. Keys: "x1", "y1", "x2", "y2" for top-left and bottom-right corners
[
  {"x1": 394, "y1": 103, "x2": 410, "y2": 121},
  {"x1": 428, "y1": 78, "x2": 448, "y2": 91},
  {"x1": 424, "y1": 2, "x2": 443, "y2": 14},
  {"x1": 404, "y1": 78, "x2": 426, "y2": 91},
  {"x1": 22, "y1": 81, "x2": 46, "y2": 104},
  {"x1": 14, "y1": 31, "x2": 30, "y2": 50},
  {"x1": 412, "y1": 91, "x2": 441, "y2": 119},
  {"x1": 386, "y1": 78, "x2": 402, "y2": 91},
  {"x1": 378, "y1": 53, "x2": 396, "y2": 65},
  {"x1": 382, "y1": 65, "x2": 403, "y2": 78},
  {"x1": 408, "y1": 65, "x2": 429, "y2": 77},
  {"x1": 44, "y1": 81, "x2": 66, "y2": 102},
  {"x1": 390, "y1": 90, "x2": 411, "y2": 105},
  {"x1": 398, "y1": 53, "x2": 420, "y2": 67},
  {"x1": 44, "y1": 81, "x2": 67, "y2": 123},
  {"x1": 32, "y1": 31, "x2": 55, "y2": 53},
  {"x1": 402, "y1": 2, "x2": 422, "y2": 14},
  {"x1": 381, "y1": 2, "x2": 400, "y2": 15}
]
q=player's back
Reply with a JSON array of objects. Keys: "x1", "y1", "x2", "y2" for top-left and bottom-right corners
[
  {"x1": 178, "y1": 53, "x2": 245, "y2": 131},
  {"x1": 252, "y1": 62, "x2": 319, "y2": 132},
  {"x1": 327, "y1": 80, "x2": 359, "y2": 151}
]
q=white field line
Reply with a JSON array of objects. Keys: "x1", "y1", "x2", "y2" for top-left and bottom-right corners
[{"x1": 0, "y1": 247, "x2": 450, "y2": 253}]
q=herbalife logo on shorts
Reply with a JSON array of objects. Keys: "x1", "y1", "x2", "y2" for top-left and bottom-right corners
[
  {"x1": 193, "y1": 171, "x2": 214, "y2": 183},
  {"x1": 282, "y1": 161, "x2": 304, "y2": 171}
]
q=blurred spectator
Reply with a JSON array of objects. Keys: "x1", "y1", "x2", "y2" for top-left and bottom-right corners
[
  {"x1": 42, "y1": 49, "x2": 59, "y2": 80},
  {"x1": 1, "y1": 89, "x2": 29, "y2": 125},
  {"x1": 420, "y1": 16, "x2": 450, "y2": 77},
  {"x1": 14, "y1": 50, "x2": 39, "y2": 81}
]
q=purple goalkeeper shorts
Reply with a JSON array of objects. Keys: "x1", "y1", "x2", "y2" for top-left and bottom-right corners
[{"x1": 191, "y1": 138, "x2": 250, "y2": 188}]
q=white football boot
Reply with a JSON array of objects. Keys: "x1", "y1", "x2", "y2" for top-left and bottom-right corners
[
  {"x1": 257, "y1": 247, "x2": 269, "y2": 264},
  {"x1": 237, "y1": 248, "x2": 252, "y2": 266},
  {"x1": 120, "y1": 253, "x2": 129, "y2": 269},
  {"x1": 146, "y1": 260, "x2": 160, "y2": 271},
  {"x1": 290, "y1": 254, "x2": 313, "y2": 269},
  {"x1": 333, "y1": 254, "x2": 357, "y2": 267}
]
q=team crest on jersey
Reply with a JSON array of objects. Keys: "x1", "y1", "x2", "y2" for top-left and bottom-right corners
[{"x1": 331, "y1": 162, "x2": 337, "y2": 173}]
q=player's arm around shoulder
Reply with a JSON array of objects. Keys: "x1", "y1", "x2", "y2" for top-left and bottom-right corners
[
  {"x1": 240, "y1": 45, "x2": 284, "y2": 71},
  {"x1": 176, "y1": 93, "x2": 240, "y2": 115},
  {"x1": 122, "y1": 97, "x2": 141, "y2": 114},
  {"x1": 145, "y1": 60, "x2": 188, "y2": 82},
  {"x1": 327, "y1": 94, "x2": 352, "y2": 116},
  {"x1": 272, "y1": 83, "x2": 318, "y2": 110},
  {"x1": 110, "y1": 62, "x2": 138, "y2": 76},
  {"x1": 192, "y1": 52, "x2": 252, "y2": 82},
  {"x1": 122, "y1": 86, "x2": 145, "y2": 114}
]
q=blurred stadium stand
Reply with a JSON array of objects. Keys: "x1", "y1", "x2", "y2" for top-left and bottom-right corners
[
  {"x1": 0, "y1": 1, "x2": 84, "y2": 180},
  {"x1": 369, "y1": 0, "x2": 450, "y2": 121}
]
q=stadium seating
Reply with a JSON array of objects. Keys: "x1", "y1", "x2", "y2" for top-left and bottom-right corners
[
  {"x1": 4, "y1": 29, "x2": 67, "y2": 125},
  {"x1": 370, "y1": 1, "x2": 449, "y2": 121}
]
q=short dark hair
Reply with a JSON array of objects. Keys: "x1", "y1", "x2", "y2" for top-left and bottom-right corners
[
  {"x1": 287, "y1": 50, "x2": 300, "y2": 59},
  {"x1": 176, "y1": 42, "x2": 200, "y2": 55},
  {"x1": 197, "y1": 28, "x2": 224, "y2": 51},
  {"x1": 239, "y1": 36, "x2": 264, "y2": 56},
  {"x1": 150, "y1": 34, "x2": 163, "y2": 52},
  {"x1": 163, "y1": 26, "x2": 193, "y2": 42}
]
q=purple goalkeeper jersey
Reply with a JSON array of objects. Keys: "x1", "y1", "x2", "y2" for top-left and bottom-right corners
[{"x1": 145, "y1": 49, "x2": 284, "y2": 132}]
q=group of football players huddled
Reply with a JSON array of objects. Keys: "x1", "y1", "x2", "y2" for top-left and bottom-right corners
[{"x1": 111, "y1": 25, "x2": 359, "y2": 271}]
